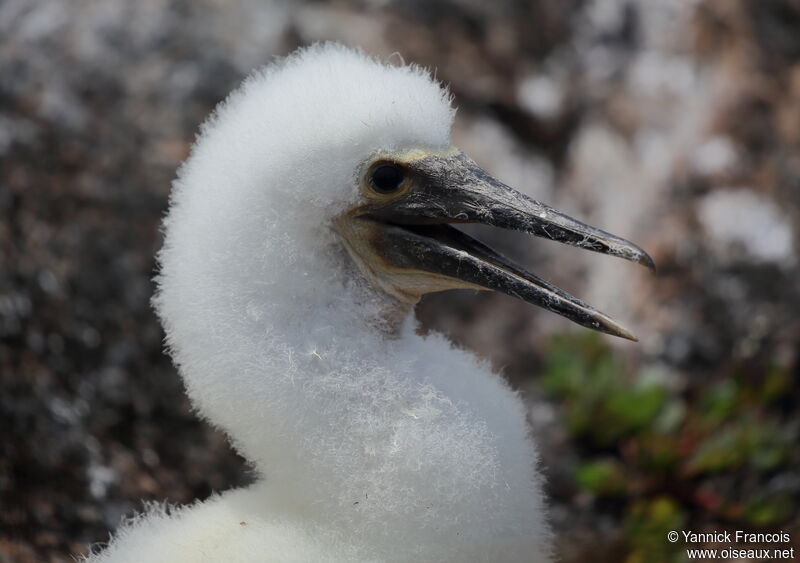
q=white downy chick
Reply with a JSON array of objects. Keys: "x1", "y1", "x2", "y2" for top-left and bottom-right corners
[{"x1": 85, "y1": 43, "x2": 652, "y2": 563}]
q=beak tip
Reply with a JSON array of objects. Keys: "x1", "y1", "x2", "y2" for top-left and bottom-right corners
[{"x1": 596, "y1": 316, "x2": 639, "y2": 342}]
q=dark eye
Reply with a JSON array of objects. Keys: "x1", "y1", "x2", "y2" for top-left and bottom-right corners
[{"x1": 370, "y1": 163, "x2": 405, "y2": 194}]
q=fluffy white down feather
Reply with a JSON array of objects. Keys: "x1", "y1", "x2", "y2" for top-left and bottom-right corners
[{"x1": 85, "y1": 43, "x2": 551, "y2": 563}]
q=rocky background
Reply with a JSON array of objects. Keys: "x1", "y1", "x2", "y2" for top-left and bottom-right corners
[{"x1": 1, "y1": 0, "x2": 799, "y2": 561}]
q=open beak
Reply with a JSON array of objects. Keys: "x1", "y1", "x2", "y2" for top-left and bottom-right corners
[{"x1": 366, "y1": 152, "x2": 654, "y2": 341}]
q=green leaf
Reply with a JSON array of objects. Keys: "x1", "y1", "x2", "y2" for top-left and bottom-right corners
[
  {"x1": 699, "y1": 379, "x2": 738, "y2": 427},
  {"x1": 743, "y1": 494, "x2": 794, "y2": 526},
  {"x1": 624, "y1": 497, "x2": 686, "y2": 563},
  {"x1": 685, "y1": 426, "x2": 745, "y2": 474},
  {"x1": 575, "y1": 458, "x2": 627, "y2": 496}
]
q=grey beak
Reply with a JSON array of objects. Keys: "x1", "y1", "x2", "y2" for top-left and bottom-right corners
[{"x1": 367, "y1": 151, "x2": 654, "y2": 340}]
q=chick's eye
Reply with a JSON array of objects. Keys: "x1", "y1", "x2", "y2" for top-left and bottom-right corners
[{"x1": 370, "y1": 163, "x2": 405, "y2": 194}]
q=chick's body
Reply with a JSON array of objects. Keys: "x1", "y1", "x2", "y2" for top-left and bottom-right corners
[{"x1": 85, "y1": 44, "x2": 551, "y2": 563}]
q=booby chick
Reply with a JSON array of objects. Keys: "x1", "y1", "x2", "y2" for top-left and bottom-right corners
[{"x1": 84, "y1": 43, "x2": 652, "y2": 563}]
